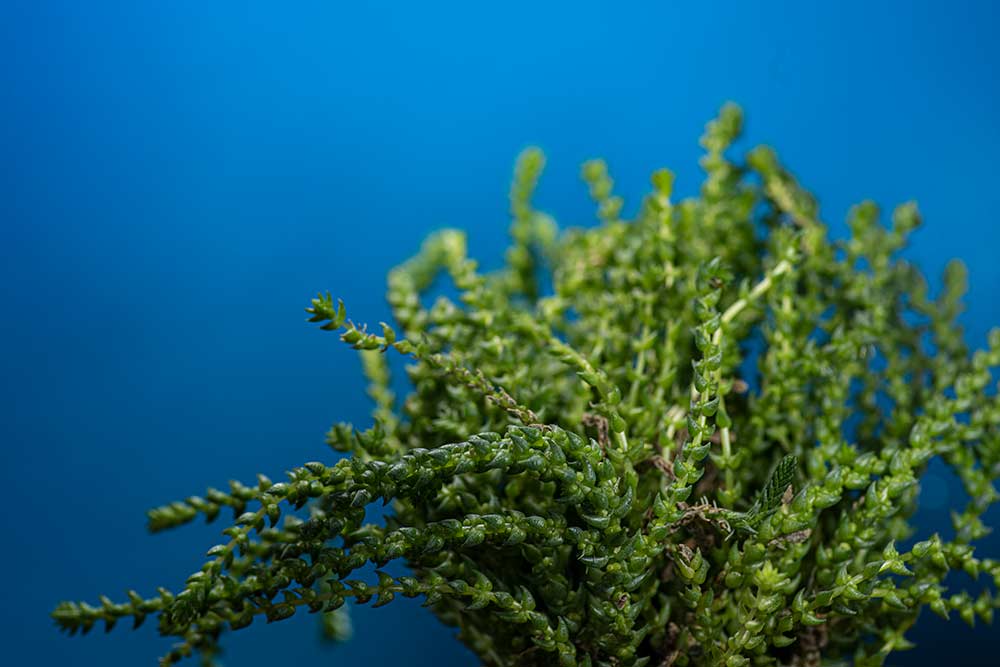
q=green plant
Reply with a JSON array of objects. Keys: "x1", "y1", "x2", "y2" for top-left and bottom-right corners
[{"x1": 53, "y1": 104, "x2": 1000, "y2": 667}]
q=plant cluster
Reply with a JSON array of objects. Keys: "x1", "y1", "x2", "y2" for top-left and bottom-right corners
[{"x1": 54, "y1": 105, "x2": 1000, "y2": 667}]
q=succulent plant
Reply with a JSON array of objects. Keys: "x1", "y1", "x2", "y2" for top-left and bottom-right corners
[{"x1": 53, "y1": 104, "x2": 1000, "y2": 667}]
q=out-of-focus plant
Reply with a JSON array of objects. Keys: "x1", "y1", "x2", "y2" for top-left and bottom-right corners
[{"x1": 54, "y1": 105, "x2": 1000, "y2": 667}]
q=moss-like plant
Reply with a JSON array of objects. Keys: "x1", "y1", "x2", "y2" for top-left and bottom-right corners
[{"x1": 53, "y1": 105, "x2": 1000, "y2": 667}]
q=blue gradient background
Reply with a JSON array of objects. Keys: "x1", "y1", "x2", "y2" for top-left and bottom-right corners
[{"x1": 2, "y1": 1, "x2": 999, "y2": 665}]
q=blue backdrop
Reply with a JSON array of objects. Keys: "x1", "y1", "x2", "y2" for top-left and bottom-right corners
[{"x1": 2, "y1": 1, "x2": 999, "y2": 665}]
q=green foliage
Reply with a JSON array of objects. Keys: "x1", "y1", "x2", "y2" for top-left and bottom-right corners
[{"x1": 53, "y1": 104, "x2": 1000, "y2": 667}]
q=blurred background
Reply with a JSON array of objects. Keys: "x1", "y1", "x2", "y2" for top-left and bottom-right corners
[{"x1": 2, "y1": 1, "x2": 999, "y2": 665}]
